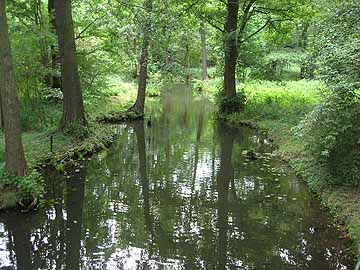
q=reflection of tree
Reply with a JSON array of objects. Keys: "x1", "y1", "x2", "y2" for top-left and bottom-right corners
[
  {"x1": 47, "y1": 171, "x2": 66, "y2": 270},
  {"x1": 5, "y1": 214, "x2": 33, "y2": 270},
  {"x1": 65, "y1": 168, "x2": 86, "y2": 270},
  {"x1": 192, "y1": 94, "x2": 206, "y2": 182},
  {"x1": 216, "y1": 122, "x2": 235, "y2": 270},
  {"x1": 134, "y1": 121, "x2": 154, "y2": 242}
]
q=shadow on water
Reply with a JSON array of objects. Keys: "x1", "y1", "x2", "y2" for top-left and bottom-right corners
[{"x1": 0, "y1": 85, "x2": 355, "y2": 270}]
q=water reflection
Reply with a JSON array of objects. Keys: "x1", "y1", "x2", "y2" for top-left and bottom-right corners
[
  {"x1": 216, "y1": 123, "x2": 235, "y2": 270},
  {"x1": 65, "y1": 169, "x2": 86, "y2": 270},
  {"x1": 0, "y1": 86, "x2": 355, "y2": 270}
]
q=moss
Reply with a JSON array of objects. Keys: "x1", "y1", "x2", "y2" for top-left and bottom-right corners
[
  {"x1": 42, "y1": 125, "x2": 116, "y2": 167},
  {"x1": 97, "y1": 110, "x2": 144, "y2": 123}
]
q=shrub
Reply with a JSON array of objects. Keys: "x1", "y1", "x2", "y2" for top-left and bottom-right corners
[
  {"x1": 216, "y1": 88, "x2": 247, "y2": 114},
  {"x1": 0, "y1": 167, "x2": 45, "y2": 203},
  {"x1": 296, "y1": 91, "x2": 360, "y2": 185},
  {"x1": 192, "y1": 80, "x2": 204, "y2": 93}
]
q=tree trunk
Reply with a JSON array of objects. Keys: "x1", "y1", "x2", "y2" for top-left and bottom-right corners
[
  {"x1": 299, "y1": 23, "x2": 309, "y2": 49},
  {"x1": 185, "y1": 41, "x2": 191, "y2": 84},
  {"x1": 33, "y1": 0, "x2": 52, "y2": 86},
  {"x1": 223, "y1": 0, "x2": 240, "y2": 98},
  {"x1": 0, "y1": 0, "x2": 27, "y2": 176},
  {"x1": 200, "y1": 22, "x2": 208, "y2": 81},
  {"x1": 299, "y1": 23, "x2": 310, "y2": 79},
  {"x1": 48, "y1": 0, "x2": 62, "y2": 89},
  {"x1": 54, "y1": 0, "x2": 86, "y2": 130},
  {"x1": 0, "y1": 93, "x2": 4, "y2": 129},
  {"x1": 130, "y1": 0, "x2": 153, "y2": 115}
]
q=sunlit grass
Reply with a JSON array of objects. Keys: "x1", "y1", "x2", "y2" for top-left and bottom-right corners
[
  {"x1": 242, "y1": 80, "x2": 323, "y2": 124},
  {"x1": 203, "y1": 78, "x2": 323, "y2": 124}
]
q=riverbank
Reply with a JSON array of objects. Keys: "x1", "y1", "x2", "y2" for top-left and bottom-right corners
[
  {"x1": 206, "y1": 79, "x2": 360, "y2": 264},
  {"x1": 0, "y1": 80, "x2": 156, "y2": 211}
]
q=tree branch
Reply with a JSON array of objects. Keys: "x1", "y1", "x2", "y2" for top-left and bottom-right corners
[
  {"x1": 75, "y1": 13, "x2": 107, "y2": 40},
  {"x1": 198, "y1": 13, "x2": 224, "y2": 32},
  {"x1": 240, "y1": 19, "x2": 270, "y2": 43}
]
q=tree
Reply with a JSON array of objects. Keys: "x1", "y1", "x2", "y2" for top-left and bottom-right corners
[
  {"x1": 54, "y1": 0, "x2": 86, "y2": 130},
  {"x1": 130, "y1": 0, "x2": 153, "y2": 115},
  {"x1": 223, "y1": 0, "x2": 240, "y2": 99},
  {"x1": 48, "y1": 0, "x2": 61, "y2": 89},
  {"x1": 0, "y1": 0, "x2": 27, "y2": 176},
  {"x1": 200, "y1": 22, "x2": 208, "y2": 81},
  {"x1": 0, "y1": 94, "x2": 4, "y2": 129}
]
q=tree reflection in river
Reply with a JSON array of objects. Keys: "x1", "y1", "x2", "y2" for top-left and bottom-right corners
[
  {"x1": 216, "y1": 122, "x2": 235, "y2": 270},
  {"x1": 65, "y1": 168, "x2": 86, "y2": 270}
]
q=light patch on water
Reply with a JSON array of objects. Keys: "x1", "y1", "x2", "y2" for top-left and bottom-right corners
[
  {"x1": 106, "y1": 247, "x2": 184, "y2": 270},
  {"x1": 0, "y1": 224, "x2": 11, "y2": 268}
]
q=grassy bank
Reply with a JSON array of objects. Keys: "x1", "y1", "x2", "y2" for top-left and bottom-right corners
[
  {"x1": 203, "y1": 78, "x2": 360, "y2": 264},
  {"x1": 0, "y1": 80, "x2": 146, "y2": 210}
]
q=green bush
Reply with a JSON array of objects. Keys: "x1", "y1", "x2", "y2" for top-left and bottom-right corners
[
  {"x1": 0, "y1": 167, "x2": 44, "y2": 203},
  {"x1": 216, "y1": 88, "x2": 247, "y2": 114},
  {"x1": 296, "y1": 91, "x2": 360, "y2": 185},
  {"x1": 192, "y1": 80, "x2": 204, "y2": 93}
]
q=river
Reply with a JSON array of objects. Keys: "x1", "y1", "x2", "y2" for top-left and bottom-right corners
[{"x1": 0, "y1": 85, "x2": 354, "y2": 269}]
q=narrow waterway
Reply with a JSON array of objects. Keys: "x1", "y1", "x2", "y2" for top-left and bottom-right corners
[{"x1": 0, "y1": 86, "x2": 354, "y2": 269}]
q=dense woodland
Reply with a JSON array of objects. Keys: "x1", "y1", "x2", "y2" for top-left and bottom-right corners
[{"x1": 0, "y1": 0, "x2": 359, "y2": 263}]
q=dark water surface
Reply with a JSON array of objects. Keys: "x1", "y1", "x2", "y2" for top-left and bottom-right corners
[{"x1": 0, "y1": 86, "x2": 355, "y2": 269}]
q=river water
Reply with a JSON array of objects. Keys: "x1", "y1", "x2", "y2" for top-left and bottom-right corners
[{"x1": 0, "y1": 86, "x2": 355, "y2": 269}]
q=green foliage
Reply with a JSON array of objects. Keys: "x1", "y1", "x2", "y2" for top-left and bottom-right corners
[
  {"x1": 146, "y1": 71, "x2": 163, "y2": 97},
  {"x1": 202, "y1": 79, "x2": 322, "y2": 119},
  {"x1": 242, "y1": 80, "x2": 321, "y2": 123},
  {"x1": 192, "y1": 80, "x2": 205, "y2": 93},
  {"x1": 313, "y1": 0, "x2": 360, "y2": 92},
  {"x1": 0, "y1": 167, "x2": 44, "y2": 202},
  {"x1": 295, "y1": 0, "x2": 360, "y2": 186},
  {"x1": 63, "y1": 121, "x2": 92, "y2": 140},
  {"x1": 262, "y1": 50, "x2": 305, "y2": 81},
  {"x1": 296, "y1": 91, "x2": 360, "y2": 185},
  {"x1": 216, "y1": 88, "x2": 247, "y2": 115}
]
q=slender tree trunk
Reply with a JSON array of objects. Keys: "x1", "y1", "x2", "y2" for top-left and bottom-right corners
[
  {"x1": 185, "y1": 41, "x2": 192, "y2": 84},
  {"x1": 131, "y1": 0, "x2": 153, "y2": 115},
  {"x1": 0, "y1": 93, "x2": 4, "y2": 129},
  {"x1": 223, "y1": 0, "x2": 240, "y2": 98},
  {"x1": 200, "y1": 22, "x2": 208, "y2": 81},
  {"x1": 0, "y1": 0, "x2": 27, "y2": 176},
  {"x1": 54, "y1": 0, "x2": 86, "y2": 130},
  {"x1": 299, "y1": 23, "x2": 309, "y2": 79},
  {"x1": 33, "y1": 0, "x2": 52, "y2": 86},
  {"x1": 48, "y1": 0, "x2": 62, "y2": 89}
]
